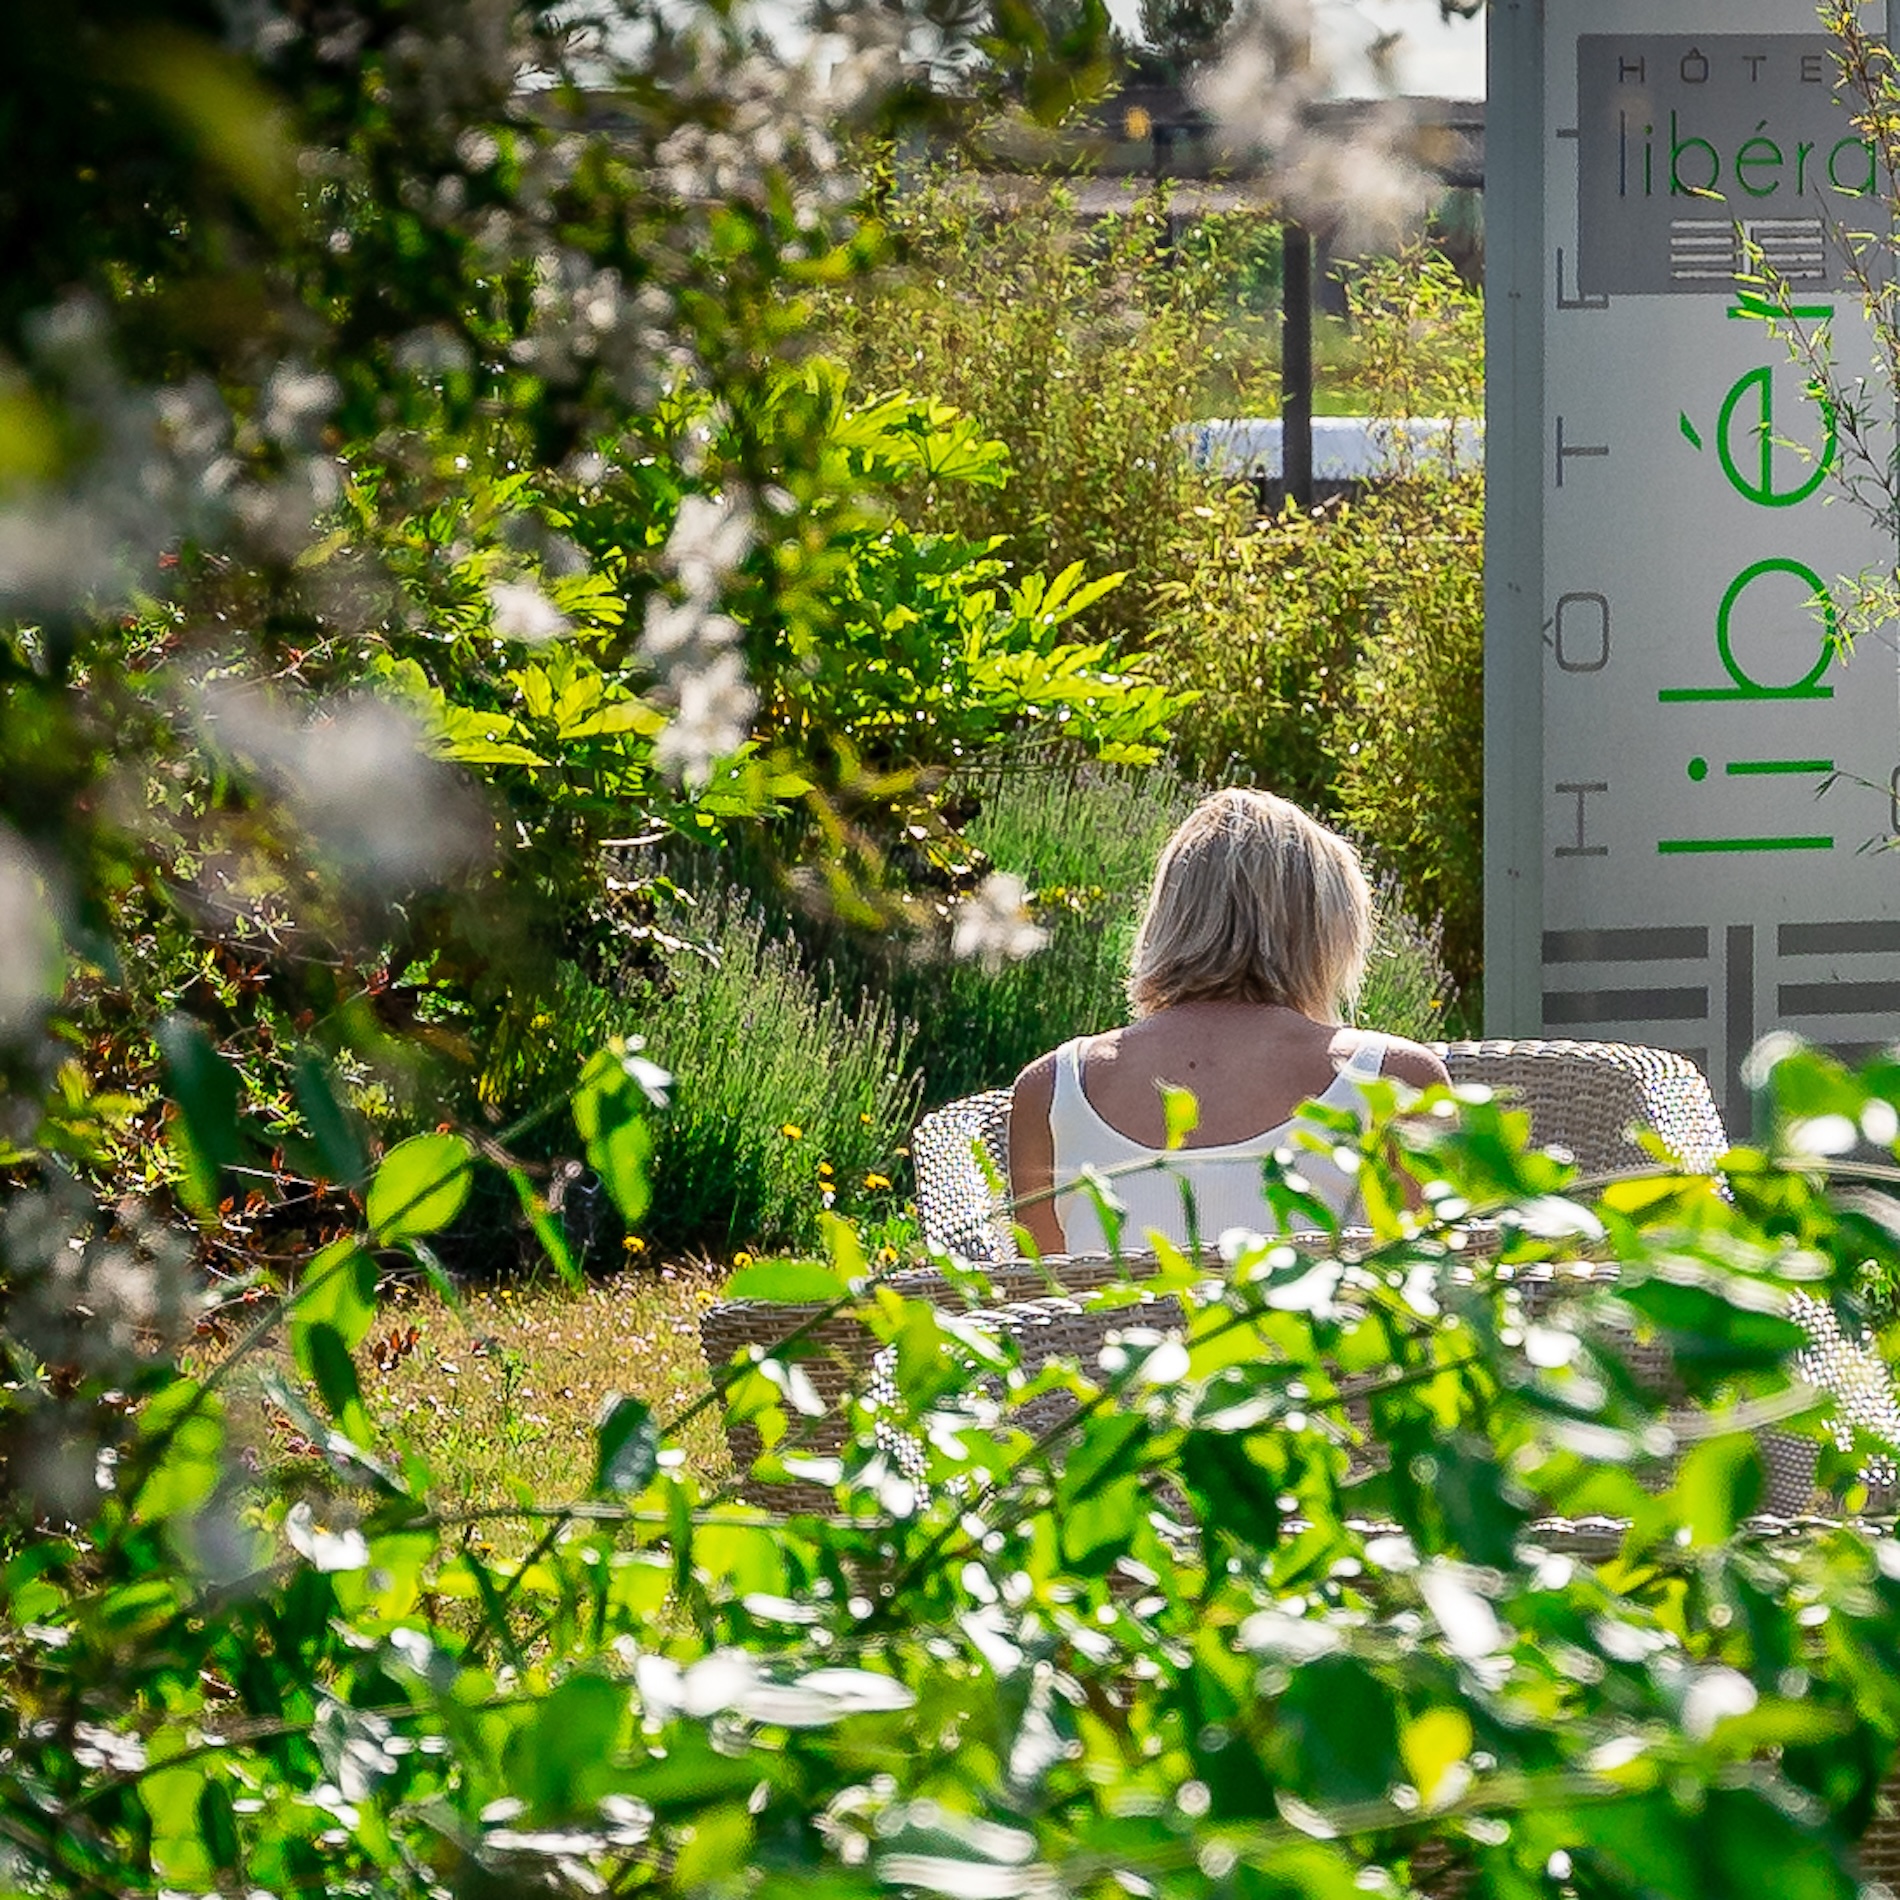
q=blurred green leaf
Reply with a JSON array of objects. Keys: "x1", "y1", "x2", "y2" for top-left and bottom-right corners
[
  {"x1": 574, "y1": 1042, "x2": 659, "y2": 1226},
  {"x1": 728, "y1": 1261, "x2": 847, "y2": 1303},
  {"x1": 156, "y1": 1015, "x2": 242, "y2": 1222},
  {"x1": 1160, "y1": 1083, "x2": 1199, "y2": 1152},
  {"x1": 366, "y1": 1132, "x2": 474, "y2": 1243},
  {"x1": 594, "y1": 1394, "x2": 660, "y2": 1497}
]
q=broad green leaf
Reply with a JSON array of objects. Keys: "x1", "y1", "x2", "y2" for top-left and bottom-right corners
[
  {"x1": 134, "y1": 1380, "x2": 226, "y2": 1524},
  {"x1": 573, "y1": 1042, "x2": 662, "y2": 1226},
  {"x1": 594, "y1": 1394, "x2": 660, "y2": 1496},
  {"x1": 508, "y1": 1671, "x2": 628, "y2": 1820},
  {"x1": 1400, "y1": 1706, "x2": 1472, "y2": 1807},
  {"x1": 300, "y1": 1322, "x2": 374, "y2": 1448},
  {"x1": 673, "y1": 1801, "x2": 755, "y2": 1895},
  {"x1": 198, "y1": 1778, "x2": 240, "y2": 1873},
  {"x1": 823, "y1": 1210, "x2": 867, "y2": 1281},
  {"x1": 292, "y1": 1237, "x2": 378, "y2": 1354},
  {"x1": 729, "y1": 1260, "x2": 847, "y2": 1304},
  {"x1": 156, "y1": 1015, "x2": 241, "y2": 1221},
  {"x1": 1675, "y1": 1432, "x2": 1762, "y2": 1545},
  {"x1": 366, "y1": 1132, "x2": 473, "y2": 1242},
  {"x1": 509, "y1": 1165, "x2": 578, "y2": 1287},
  {"x1": 559, "y1": 699, "x2": 665, "y2": 740},
  {"x1": 141, "y1": 1761, "x2": 217, "y2": 1886},
  {"x1": 291, "y1": 1051, "x2": 368, "y2": 1187}
]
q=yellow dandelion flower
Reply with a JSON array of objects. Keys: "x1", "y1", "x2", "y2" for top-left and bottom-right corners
[
  {"x1": 623, "y1": 1234, "x2": 648, "y2": 1255},
  {"x1": 780, "y1": 1123, "x2": 803, "y2": 1139},
  {"x1": 817, "y1": 1160, "x2": 834, "y2": 1177},
  {"x1": 733, "y1": 1250, "x2": 754, "y2": 1269},
  {"x1": 863, "y1": 1172, "x2": 892, "y2": 1191},
  {"x1": 877, "y1": 1245, "x2": 899, "y2": 1266}
]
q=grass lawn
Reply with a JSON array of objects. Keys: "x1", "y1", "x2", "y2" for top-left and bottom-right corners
[
  {"x1": 199, "y1": 1260, "x2": 741, "y2": 1539},
  {"x1": 363, "y1": 1263, "x2": 737, "y2": 1504}
]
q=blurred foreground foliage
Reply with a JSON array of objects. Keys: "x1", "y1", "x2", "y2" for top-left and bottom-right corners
[{"x1": 14, "y1": 1013, "x2": 1900, "y2": 1894}]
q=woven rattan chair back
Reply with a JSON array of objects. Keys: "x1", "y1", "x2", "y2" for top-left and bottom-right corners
[{"x1": 911, "y1": 1088, "x2": 1013, "y2": 1262}]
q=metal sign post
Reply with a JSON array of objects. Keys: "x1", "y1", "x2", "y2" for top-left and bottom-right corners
[{"x1": 1485, "y1": 0, "x2": 1898, "y2": 1132}]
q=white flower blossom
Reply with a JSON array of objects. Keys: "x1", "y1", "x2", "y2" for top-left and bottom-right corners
[
  {"x1": 286, "y1": 1501, "x2": 370, "y2": 1574},
  {"x1": 641, "y1": 594, "x2": 736, "y2": 663},
  {"x1": 488, "y1": 578, "x2": 570, "y2": 644},
  {"x1": 950, "y1": 874, "x2": 1049, "y2": 971},
  {"x1": 260, "y1": 365, "x2": 339, "y2": 445},
  {"x1": 652, "y1": 650, "x2": 758, "y2": 789},
  {"x1": 664, "y1": 494, "x2": 754, "y2": 598}
]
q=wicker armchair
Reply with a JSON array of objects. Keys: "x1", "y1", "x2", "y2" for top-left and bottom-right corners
[
  {"x1": 707, "y1": 1040, "x2": 1748, "y2": 1503},
  {"x1": 704, "y1": 1039, "x2": 1900, "y2": 1511}
]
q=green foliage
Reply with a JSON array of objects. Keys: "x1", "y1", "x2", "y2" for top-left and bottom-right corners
[
  {"x1": 627, "y1": 902, "x2": 918, "y2": 1253},
  {"x1": 829, "y1": 176, "x2": 1252, "y2": 642},
  {"x1": 1158, "y1": 250, "x2": 1486, "y2": 991},
  {"x1": 12, "y1": 1041, "x2": 1900, "y2": 1897},
  {"x1": 1331, "y1": 482, "x2": 1486, "y2": 993},
  {"x1": 832, "y1": 766, "x2": 1454, "y2": 1103},
  {"x1": 516, "y1": 902, "x2": 919, "y2": 1257}
]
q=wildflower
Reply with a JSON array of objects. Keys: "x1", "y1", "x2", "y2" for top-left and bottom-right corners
[
  {"x1": 623, "y1": 1235, "x2": 648, "y2": 1256},
  {"x1": 733, "y1": 1250, "x2": 753, "y2": 1269},
  {"x1": 817, "y1": 1160, "x2": 834, "y2": 1177},
  {"x1": 877, "y1": 1246, "x2": 898, "y2": 1266},
  {"x1": 780, "y1": 1124, "x2": 803, "y2": 1139},
  {"x1": 863, "y1": 1173, "x2": 892, "y2": 1191},
  {"x1": 860, "y1": 1112, "x2": 872, "y2": 1125}
]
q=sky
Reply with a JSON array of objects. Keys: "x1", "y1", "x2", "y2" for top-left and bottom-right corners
[{"x1": 1106, "y1": 0, "x2": 1487, "y2": 100}]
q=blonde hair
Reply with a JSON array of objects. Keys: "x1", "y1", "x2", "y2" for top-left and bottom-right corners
[{"x1": 1127, "y1": 789, "x2": 1372, "y2": 1020}]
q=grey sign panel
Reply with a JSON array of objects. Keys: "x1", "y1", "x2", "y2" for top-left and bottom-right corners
[
  {"x1": 1486, "y1": 0, "x2": 1900, "y2": 1133},
  {"x1": 1577, "y1": 35, "x2": 1874, "y2": 296}
]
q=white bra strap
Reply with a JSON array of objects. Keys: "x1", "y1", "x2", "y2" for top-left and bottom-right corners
[{"x1": 1343, "y1": 1031, "x2": 1387, "y2": 1080}]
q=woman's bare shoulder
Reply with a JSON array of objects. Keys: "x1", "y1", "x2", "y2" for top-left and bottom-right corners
[
  {"x1": 1377, "y1": 1036, "x2": 1451, "y2": 1092},
  {"x1": 1011, "y1": 1048, "x2": 1060, "y2": 1109}
]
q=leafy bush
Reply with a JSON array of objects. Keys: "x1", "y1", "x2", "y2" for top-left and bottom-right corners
[
  {"x1": 823, "y1": 765, "x2": 1455, "y2": 1104},
  {"x1": 1157, "y1": 250, "x2": 1486, "y2": 992},
  {"x1": 829, "y1": 175, "x2": 1251, "y2": 642},
  {"x1": 517, "y1": 907, "x2": 919, "y2": 1258},
  {"x1": 14, "y1": 1036, "x2": 1900, "y2": 1897}
]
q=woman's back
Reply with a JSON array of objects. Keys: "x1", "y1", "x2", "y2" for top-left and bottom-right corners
[
  {"x1": 1003, "y1": 787, "x2": 1450, "y2": 1257},
  {"x1": 1011, "y1": 1001, "x2": 1448, "y2": 1255}
]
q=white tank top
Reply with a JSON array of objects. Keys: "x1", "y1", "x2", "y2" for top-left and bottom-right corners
[{"x1": 1046, "y1": 1031, "x2": 1388, "y2": 1255}]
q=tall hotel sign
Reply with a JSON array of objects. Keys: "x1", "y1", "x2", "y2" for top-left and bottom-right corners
[{"x1": 1487, "y1": 1, "x2": 1899, "y2": 1131}]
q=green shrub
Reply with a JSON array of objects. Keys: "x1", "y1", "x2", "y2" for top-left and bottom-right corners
[
  {"x1": 839, "y1": 765, "x2": 1455, "y2": 1104},
  {"x1": 828, "y1": 175, "x2": 1250, "y2": 642},
  {"x1": 1332, "y1": 481, "x2": 1485, "y2": 992},
  {"x1": 1156, "y1": 248, "x2": 1486, "y2": 994}
]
